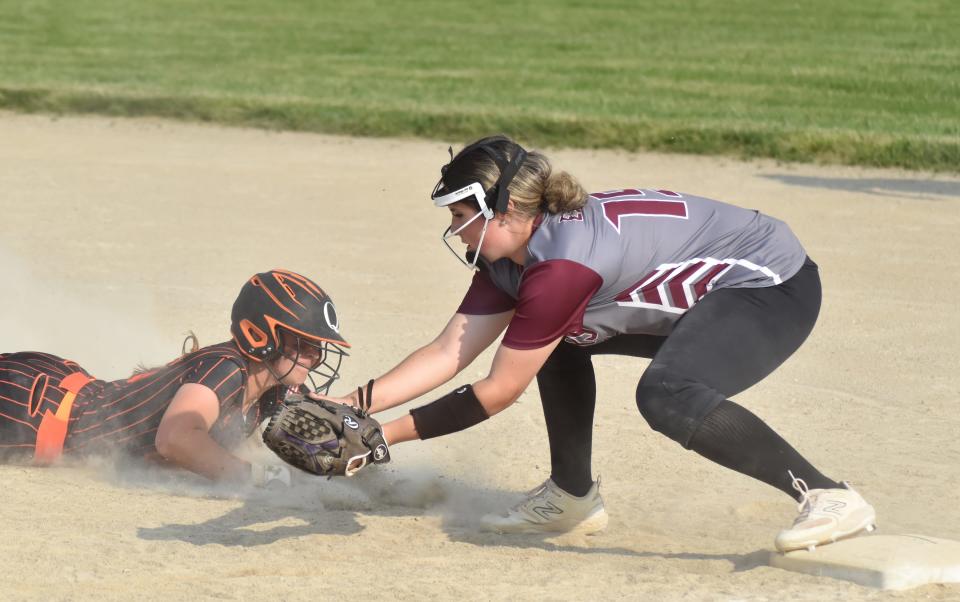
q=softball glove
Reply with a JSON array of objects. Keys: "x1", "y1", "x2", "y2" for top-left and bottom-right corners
[{"x1": 261, "y1": 391, "x2": 389, "y2": 477}]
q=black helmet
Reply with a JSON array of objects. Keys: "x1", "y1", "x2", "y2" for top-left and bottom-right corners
[{"x1": 231, "y1": 269, "x2": 349, "y2": 393}]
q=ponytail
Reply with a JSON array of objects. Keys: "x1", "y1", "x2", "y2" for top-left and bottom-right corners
[
  {"x1": 542, "y1": 170, "x2": 588, "y2": 214},
  {"x1": 444, "y1": 135, "x2": 588, "y2": 220}
]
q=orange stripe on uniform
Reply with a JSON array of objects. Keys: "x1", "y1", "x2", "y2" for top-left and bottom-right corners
[
  {"x1": 0, "y1": 378, "x2": 31, "y2": 391},
  {"x1": 212, "y1": 367, "x2": 241, "y2": 392},
  {"x1": 198, "y1": 358, "x2": 227, "y2": 383},
  {"x1": 34, "y1": 372, "x2": 94, "y2": 464},
  {"x1": 63, "y1": 404, "x2": 170, "y2": 452}
]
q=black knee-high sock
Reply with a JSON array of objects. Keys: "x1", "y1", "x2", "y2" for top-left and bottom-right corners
[{"x1": 688, "y1": 400, "x2": 841, "y2": 501}]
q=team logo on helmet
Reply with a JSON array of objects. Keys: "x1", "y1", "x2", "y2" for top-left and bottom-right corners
[{"x1": 323, "y1": 301, "x2": 339, "y2": 333}]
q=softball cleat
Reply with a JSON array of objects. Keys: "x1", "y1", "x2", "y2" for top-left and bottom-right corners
[
  {"x1": 480, "y1": 478, "x2": 608, "y2": 535},
  {"x1": 775, "y1": 471, "x2": 877, "y2": 553}
]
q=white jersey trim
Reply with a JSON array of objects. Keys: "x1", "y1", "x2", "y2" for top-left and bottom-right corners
[{"x1": 615, "y1": 256, "x2": 782, "y2": 314}]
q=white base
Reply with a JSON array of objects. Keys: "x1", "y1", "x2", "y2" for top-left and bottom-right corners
[{"x1": 769, "y1": 534, "x2": 960, "y2": 590}]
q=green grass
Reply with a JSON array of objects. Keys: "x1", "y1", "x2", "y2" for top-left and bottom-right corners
[{"x1": 1, "y1": 0, "x2": 957, "y2": 170}]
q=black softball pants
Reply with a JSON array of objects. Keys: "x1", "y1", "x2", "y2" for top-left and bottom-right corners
[{"x1": 536, "y1": 258, "x2": 838, "y2": 499}]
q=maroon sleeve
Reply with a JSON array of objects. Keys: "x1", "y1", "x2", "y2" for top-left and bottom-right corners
[
  {"x1": 502, "y1": 260, "x2": 602, "y2": 350},
  {"x1": 456, "y1": 267, "x2": 518, "y2": 315}
]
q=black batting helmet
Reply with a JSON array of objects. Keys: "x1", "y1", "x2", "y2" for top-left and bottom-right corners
[{"x1": 231, "y1": 269, "x2": 349, "y2": 393}]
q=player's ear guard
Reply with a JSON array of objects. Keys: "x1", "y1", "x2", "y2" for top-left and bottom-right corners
[{"x1": 409, "y1": 384, "x2": 489, "y2": 440}]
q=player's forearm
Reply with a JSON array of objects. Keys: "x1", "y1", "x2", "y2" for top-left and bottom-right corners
[
  {"x1": 367, "y1": 340, "x2": 460, "y2": 413},
  {"x1": 381, "y1": 378, "x2": 515, "y2": 446},
  {"x1": 385, "y1": 338, "x2": 560, "y2": 441},
  {"x1": 155, "y1": 428, "x2": 251, "y2": 483},
  {"x1": 365, "y1": 312, "x2": 512, "y2": 413},
  {"x1": 382, "y1": 413, "x2": 419, "y2": 445},
  {"x1": 472, "y1": 377, "x2": 523, "y2": 415}
]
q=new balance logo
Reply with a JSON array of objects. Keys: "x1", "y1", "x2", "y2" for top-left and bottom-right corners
[
  {"x1": 822, "y1": 500, "x2": 847, "y2": 515},
  {"x1": 531, "y1": 502, "x2": 564, "y2": 520}
]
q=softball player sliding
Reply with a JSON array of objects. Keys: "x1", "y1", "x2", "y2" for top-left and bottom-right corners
[
  {"x1": 0, "y1": 269, "x2": 347, "y2": 487},
  {"x1": 331, "y1": 135, "x2": 876, "y2": 552}
]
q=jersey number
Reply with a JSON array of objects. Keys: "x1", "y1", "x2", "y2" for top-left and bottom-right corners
[
  {"x1": 595, "y1": 189, "x2": 688, "y2": 233},
  {"x1": 595, "y1": 189, "x2": 720, "y2": 313}
]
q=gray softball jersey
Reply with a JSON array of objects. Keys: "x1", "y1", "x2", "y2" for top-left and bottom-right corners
[{"x1": 458, "y1": 188, "x2": 808, "y2": 348}]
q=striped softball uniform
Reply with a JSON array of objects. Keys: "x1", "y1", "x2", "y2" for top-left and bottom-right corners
[{"x1": 0, "y1": 342, "x2": 284, "y2": 459}]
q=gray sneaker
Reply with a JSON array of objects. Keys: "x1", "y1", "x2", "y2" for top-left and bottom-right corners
[{"x1": 480, "y1": 478, "x2": 608, "y2": 534}]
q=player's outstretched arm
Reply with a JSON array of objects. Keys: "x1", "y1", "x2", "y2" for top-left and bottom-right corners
[
  {"x1": 381, "y1": 335, "x2": 563, "y2": 445},
  {"x1": 329, "y1": 310, "x2": 513, "y2": 413},
  {"x1": 154, "y1": 383, "x2": 252, "y2": 483}
]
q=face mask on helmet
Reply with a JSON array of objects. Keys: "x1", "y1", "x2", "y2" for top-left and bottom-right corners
[
  {"x1": 431, "y1": 138, "x2": 528, "y2": 270},
  {"x1": 269, "y1": 329, "x2": 348, "y2": 394}
]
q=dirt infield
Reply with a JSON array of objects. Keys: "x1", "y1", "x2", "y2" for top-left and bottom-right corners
[{"x1": 1, "y1": 113, "x2": 958, "y2": 600}]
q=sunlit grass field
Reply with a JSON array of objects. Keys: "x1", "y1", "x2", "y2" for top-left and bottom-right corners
[{"x1": 1, "y1": 0, "x2": 957, "y2": 170}]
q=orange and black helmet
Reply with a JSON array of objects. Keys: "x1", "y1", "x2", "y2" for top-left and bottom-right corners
[{"x1": 231, "y1": 269, "x2": 349, "y2": 392}]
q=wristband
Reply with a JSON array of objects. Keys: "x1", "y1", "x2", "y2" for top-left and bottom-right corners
[{"x1": 409, "y1": 384, "x2": 490, "y2": 440}]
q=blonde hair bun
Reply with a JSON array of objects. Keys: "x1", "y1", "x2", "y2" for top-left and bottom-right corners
[{"x1": 542, "y1": 170, "x2": 588, "y2": 215}]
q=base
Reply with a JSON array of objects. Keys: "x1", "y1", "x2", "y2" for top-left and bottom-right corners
[{"x1": 769, "y1": 534, "x2": 960, "y2": 590}]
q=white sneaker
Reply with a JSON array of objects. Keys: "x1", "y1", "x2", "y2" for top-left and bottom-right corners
[
  {"x1": 480, "y1": 478, "x2": 608, "y2": 535},
  {"x1": 775, "y1": 471, "x2": 877, "y2": 553}
]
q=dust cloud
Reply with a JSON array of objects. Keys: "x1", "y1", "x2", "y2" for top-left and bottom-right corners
[{"x1": 1, "y1": 245, "x2": 174, "y2": 380}]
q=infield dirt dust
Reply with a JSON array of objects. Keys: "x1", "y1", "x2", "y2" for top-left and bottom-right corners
[{"x1": 1, "y1": 113, "x2": 958, "y2": 601}]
